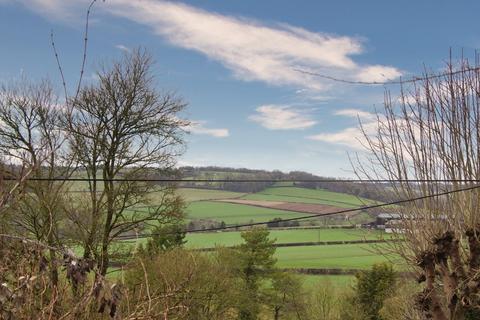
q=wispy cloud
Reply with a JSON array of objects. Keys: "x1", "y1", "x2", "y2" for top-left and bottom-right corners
[
  {"x1": 354, "y1": 65, "x2": 401, "y2": 82},
  {"x1": 115, "y1": 44, "x2": 131, "y2": 52},
  {"x1": 186, "y1": 120, "x2": 229, "y2": 138},
  {"x1": 249, "y1": 104, "x2": 317, "y2": 130},
  {"x1": 308, "y1": 108, "x2": 377, "y2": 149},
  {"x1": 334, "y1": 108, "x2": 377, "y2": 121},
  {"x1": 9, "y1": 0, "x2": 83, "y2": 22},
  {"x1": 11, "y1": 0, "x2": 402, "y2": 91}
]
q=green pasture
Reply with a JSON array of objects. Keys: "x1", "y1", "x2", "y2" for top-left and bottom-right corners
[
  {"x1": 275, "y1": 243, "x2": 400, "y2": 270},
  {"x1": 242, "y1": 187, "x2": 378, "y2": 208},
  {"x1": 144, "y1": 187, "x2": 245, "y2": 204},
  {"x1": 67, "y1": 183, "x2": 396, "y2": 276},
  {"x1": 114, "y1": 229, "x2": 397, "y2": 274},
  {"x1": 176, "y1": 188, "x2": 245, "y2": 202},
  {"x1": 116, "y1": 239, "x2": 395, "y2": 270},
  {"x1": 185, "y1": 201, "x2": 305, "y2": 224},
  {"x1": 185, "y1": 228, "x2": 389, "y2": 248}
]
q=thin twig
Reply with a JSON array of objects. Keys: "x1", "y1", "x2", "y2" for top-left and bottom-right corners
[
  {"x1": 50, "y1": 31, "x2": 68, "y2": 103},
  {"x1": 138, "y1": 258, "x2": 153, "y2": 313},
  {"x1": 50, "y1": 0, "x2": 99, "y2": 105},
  {"x1": 74, "y1": 0, "x2": 98, "y2": 101}
]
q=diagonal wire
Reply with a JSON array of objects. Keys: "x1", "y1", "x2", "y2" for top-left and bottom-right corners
[
  {"x1": 116, "y1": 183, "x2": 480, "y2": 239},
  {"x1": 295, "y1": 65, "x2": 480, "y2": 86},
  {"x1": 6, "y1": 177, "x2": 480, "y2": 183}
]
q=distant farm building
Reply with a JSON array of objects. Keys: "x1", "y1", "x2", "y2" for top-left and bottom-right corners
[
  {"x1": 362, "y1": 213, "x2": 402, "y2": 233},
  {"x1": 377, "y1": 213, "x2": 403, "y2": 233},
  {"x1": 376, "y1": 213, "x2": 401, "y2": 229}
]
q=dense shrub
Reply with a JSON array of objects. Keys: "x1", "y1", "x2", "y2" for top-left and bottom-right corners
[
  {"x1": 340, "y1": 263, "x2": 397, "y2": 320},
  {"x1": 123, "y1": 248, "x2": 238, "y2": 319}
]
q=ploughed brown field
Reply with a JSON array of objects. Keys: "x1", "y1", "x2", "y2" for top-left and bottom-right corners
[{"x1": 214, "y1": 199, "x2": 345, "y2": 215}]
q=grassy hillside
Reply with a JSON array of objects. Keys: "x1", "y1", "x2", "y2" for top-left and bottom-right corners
[
  {"x1": 186, "y1": 201, "x2": 304, "y2": 224},
  {"x1": 176, "y1": 188, "x2": 245, "y2": 202},
  {"x1": 73, "y1": 181, "x2": 390, "y2": 279},
  {"x1": 185, "y1": 228, "x2": 388, "y2": 248},
  {"x1": 242, "y1": 187, "x2": 378, "y2": 208},
  {"x1": 69, "y1": 170, "x2": 394, "y2": 291},
  {"x1": 183, "y1": 186, "x2": 378, "y2": 226},
  {"x1": 118, "y1": 236, "x2": 401, "y2": 269},
  {"x1": 275, "y1": 243, "x2": 399, "y2": 269}
]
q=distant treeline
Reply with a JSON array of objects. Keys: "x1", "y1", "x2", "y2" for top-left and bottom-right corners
[
  {"x1": 178, "y1": 166, "x2": 394, "y2": 202},
  {"x1": 5, "y1": 163, "x2": 395, "y2": 203},
  {"x1": 179, "y1": 166, "x2": 278, "y2": 192}
]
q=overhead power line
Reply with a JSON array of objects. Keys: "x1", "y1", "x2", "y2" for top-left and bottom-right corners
[
  {"x1": 116, "y1": 183, "x2": 480, "y2": 240},
  {"x1": 6, "y1": 177, "x2": 480, "y2": 183},
  {"x1": 295, "y1": 65, "x2": 480, "y2": 86}
]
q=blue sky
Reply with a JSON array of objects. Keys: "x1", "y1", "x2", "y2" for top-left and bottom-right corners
[{"x1": 1, "y1": 0, "x2": 479, "y2": 177}]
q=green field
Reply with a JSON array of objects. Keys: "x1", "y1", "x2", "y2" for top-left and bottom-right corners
[
  {"x1": 117, "y1": 229, "x2": 395, "y2": 271},
  {"x1": 184, "y1": 187, "x2": 379, "y2": 225},
  {"x1": 186, "y1": 201, "x2": 304, "y2": 224},
  {"x1": 186, "y1": 228, "x2": 388, "y2": 248},
  {"x1": 275, "y1": 243, "x2": 399, "y2": 269},
  {"x1": 98, "y1": 188, "x2": 246, "y2": 221},
  {"x1": 242, "y1": 187, "x2": 377, "y2": 208},
  {"x1": 176, "y1": 188, "x2": 245, "y2": 202},
  {"x1": 143, "y1": 187, "x2": 245, "y2": 204},
  {"x1": 72, "y1": 183, "x2": 394, "y2": 281}
]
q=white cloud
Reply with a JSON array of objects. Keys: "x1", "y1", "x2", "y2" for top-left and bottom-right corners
[
  {"x1": 186, "y1": 120, "x2": 229, "y2": 138},
  {"x1": 11, "y1": 0, "x2": 402, "y2": 91},
  {"x1": 249, "y1": 104, "x2": 317, "y2": 130},
  {"x1": 307, "y1": 122, "x2": 377, "y2": 150},
  {"x1": 355, "y1": 65, "x2": 402, "y2": 82},
  {"x1": 11, "y1": 0, "x2": 82, "y2": 22},
  {"x1": 309, "y1": 106, "x2": 424, "y2": 167},
  {"x1": 307, "y1": 108, "x2": 378, "y2": 149},
  {"x1": 115, "y1": 44, "x2": 131, "y2": 52},
  {"x1": 334, "y1": 108, "x2": 377, "y2": 121}
]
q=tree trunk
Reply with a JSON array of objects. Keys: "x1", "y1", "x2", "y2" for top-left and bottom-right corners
[
  {"x1": 99, "y1": 174, "x2": 114, "y2": 275},
  {"x1": 274, "y1": 306, "x2": 280, "y2": 320},
  {"x1": 418, "y1": 252, "x2": 448, "y2": 320}
]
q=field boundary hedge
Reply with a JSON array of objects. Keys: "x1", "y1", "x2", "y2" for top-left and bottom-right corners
[
  {"x1": 285, "y1": 268, "x2": 360, "y2": 275},
  {"x1": 194, "y1": 239, "x2": 401, "y2": 251},
  {"x1": 286, "y1": 268, "x2": 412, "y2": 276},
  {"x1": 191, "y1": 225, "x2": 363, "y2": 233}
]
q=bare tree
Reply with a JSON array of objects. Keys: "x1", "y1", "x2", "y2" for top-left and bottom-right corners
[
  {"x1": 0, "y1": 79, "x2": 73, "y2": 284},
  {"x1": 68, "y1": 49, "x2": 188, "y2": 275},
  {"x1": 356, "y1": 58, "x2": 480, "y2": 319}
]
